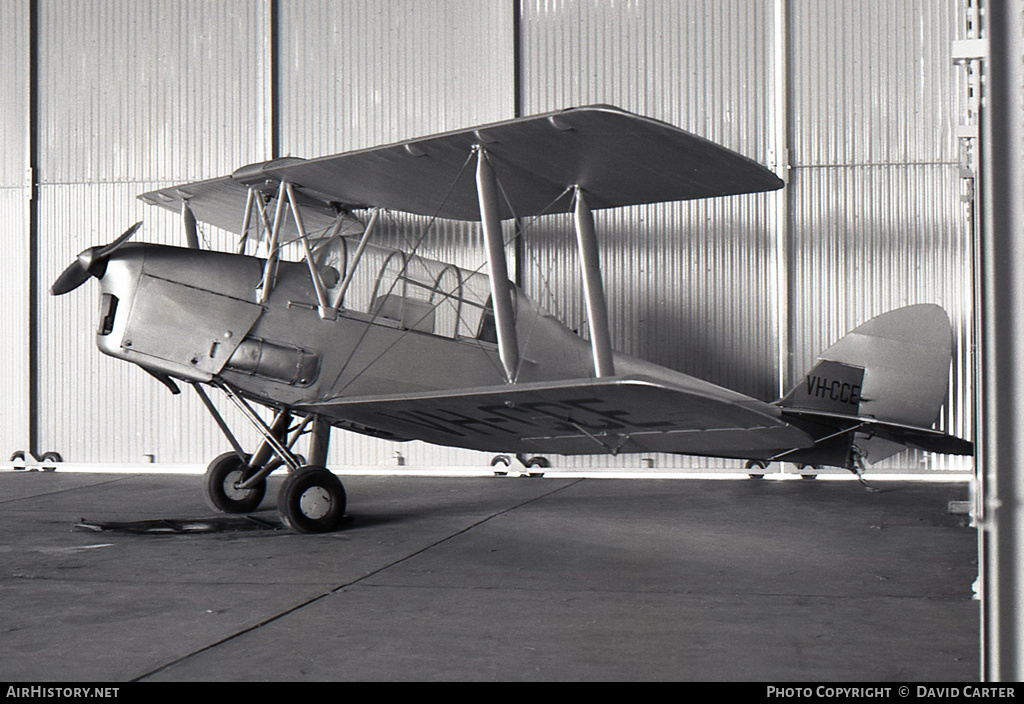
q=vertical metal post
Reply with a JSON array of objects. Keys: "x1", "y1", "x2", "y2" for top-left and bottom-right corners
[
  {"x1": 511, "y1": 0, "x2": 526, "y2": 289},
  {"x1": 475, "y1": 147, "x2": 519, "y2": 382},
  {"x1": 573, "y1": 188, "x2": 615, "y2": 378},
  {"x1": 773, "y1": 0, "x2": 792, "y2": 398},
  {"x1": 26, "y1": 0, "x2": 39, "y2": 460},
  {"x1": 268, "y1": 0, "x2": 280, "y2": 161},
  {"x1": 979, "y1": 0, "x2": 1024, "y2": 681}
]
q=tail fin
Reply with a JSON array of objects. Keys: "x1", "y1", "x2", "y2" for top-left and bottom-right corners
[
  {"x1": 782, "y1": 304, "x2": 953, "y2": 428},
  {"x1": 780, "y1": 304, "x2": 970, "y2": 462}
]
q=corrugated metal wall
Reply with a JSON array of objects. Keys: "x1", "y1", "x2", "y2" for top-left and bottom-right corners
[
  {"x1": 788, "y1": 0, "x2": 971, "y2": 470},
  {"x1": 35, "y1": 0, "x2": 272, "y2": 463},
  {"x1": 275, "y1": 0, "x2": 514, "y2": 467},
  {"x1": 520, "y1": 0, "x2": 779, "y2": 468},
  {"x1": 5, "y1": 0, "x2": 970, "y2": 471},
  {"x1": 0, "y1": 0, "x2": 32, "y2": 458}
]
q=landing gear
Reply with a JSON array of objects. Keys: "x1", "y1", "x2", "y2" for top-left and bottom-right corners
[
  {"x1": 277, "y1": 466, "x2": 347, "y2": 533},
  {"x1": 746, "y1": 459, "x2": 768, "y2": 479},
  {"x1": 491, "y1": 453, "x2": 550, "y2": 476},
  {"x1": 204, "y1": 452, "x2": 266, "y2": 513},
  {"x1": 846, "y1": 445, "x2": 879, "y2": 491},
  {"x1": 797, "y1": 464, "x2": 818, "y2": 480},
  {"x1": 194, "y1": 382, "x2": 347, "y2": 532}
]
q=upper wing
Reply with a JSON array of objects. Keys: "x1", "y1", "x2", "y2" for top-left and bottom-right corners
[
  {"x1": 301, "y1": 376, "x2": 813, "y2": 456},
  {"x1": 137, "y1": 172, "x2": 346, "y2": 239},
  {"x1": 139, "y1": 105, "x2": 784, "y2": 229}
]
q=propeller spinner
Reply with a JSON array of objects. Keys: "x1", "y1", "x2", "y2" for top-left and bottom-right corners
[{"x1": 50, "y1": 222, "x2": 142, "y2": 296}]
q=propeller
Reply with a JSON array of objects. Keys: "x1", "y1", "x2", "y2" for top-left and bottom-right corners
[{"x1": 50, "y1": 222, "x2": 143, "y2": 296}]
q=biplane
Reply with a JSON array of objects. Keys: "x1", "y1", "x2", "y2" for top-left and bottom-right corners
[{"x1": 51, "y1": 105, "x2": 972, "y2": 532}]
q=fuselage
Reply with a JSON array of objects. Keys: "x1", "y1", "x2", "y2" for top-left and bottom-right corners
[
  {"x1": 92, "y1": 241, "x2": 819, "y2": 460},
  {"x1": 96, "y1": 242, "x2": 734, "y2": 398}
]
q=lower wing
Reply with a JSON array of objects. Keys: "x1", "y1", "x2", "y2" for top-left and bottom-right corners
[{"x1": 301, "y1": 376, "x2": 815, "y2": 456}]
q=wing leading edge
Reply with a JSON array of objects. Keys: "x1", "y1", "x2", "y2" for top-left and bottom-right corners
[
  {"x1": 300, "y1": 376, "x2": 814, "y2": 457},
  {"x1": 139, "y1": 105, "x2": 784, "y2": 229}
]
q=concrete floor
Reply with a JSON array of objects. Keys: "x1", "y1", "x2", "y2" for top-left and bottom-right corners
[{"x1": 0, "y1": 470, "x2": 978, "y2": 682}]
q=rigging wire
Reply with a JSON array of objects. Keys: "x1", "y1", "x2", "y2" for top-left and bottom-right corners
[
  {"x1": 316, "y1": 150, "x2": 581, "y2": 402},
  {"x1": 323, "y1": 150, "x2": 479, "y2": 395}
]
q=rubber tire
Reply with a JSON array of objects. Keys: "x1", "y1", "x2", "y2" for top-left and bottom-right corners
[
  {"x1": 204, "y1": 452, "x2": 266, "y2": 514},
  {"x1": 277, "y1": 466, "x2": 347, "y2": 534}
]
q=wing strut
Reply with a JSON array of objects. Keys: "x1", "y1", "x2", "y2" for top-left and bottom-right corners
[
  {"x1": 475, "y1": 147, "x2": 519, "y2": 382},
  {"x1": 256, "y1": 181, "x2": 289, "y2": 304},
  {"x1": 284, "y1": 181, "x2": 333, "y2": 318},
  {"x1": 332, "y1": 207, "x2": 380, "y2": 309},
  {"x1": 236, "y1": 187, "x2": 256, "y2": 254},
  {"x1": 573, "y1": 187, "x2": 615, "y2": 377}
]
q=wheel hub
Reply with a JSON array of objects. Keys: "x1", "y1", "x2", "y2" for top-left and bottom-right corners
[
  {"x1": 298, "y1": 486, "x2": 333, "y2": 520},
  {"x1": 223, "y1": 469, "x2": 251, "y2": 500}
]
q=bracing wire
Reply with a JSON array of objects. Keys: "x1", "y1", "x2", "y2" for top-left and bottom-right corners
[{"x1": 316, "y1": 150, "x2": 580, "y2": 402}]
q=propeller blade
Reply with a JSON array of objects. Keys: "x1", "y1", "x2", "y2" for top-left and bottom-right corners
[
  {"x1": 50, "y1": 221, "x2": 143, "y2": 296},
  {"x1": 50, "y1": 261, "x2": 92, "y2": 296},
  {"x1": 97, "y1": 221, "x2": 143, "y2": 258}
]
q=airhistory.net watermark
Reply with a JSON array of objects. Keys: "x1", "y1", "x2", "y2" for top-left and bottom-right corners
[{"x1": 6, "y1": 688, "x2": 119, "y2": 699}]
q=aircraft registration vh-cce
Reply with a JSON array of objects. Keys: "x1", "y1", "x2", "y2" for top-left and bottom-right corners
[{"x1": 51, "y1": 105, "x2": 973, "y2": 533}]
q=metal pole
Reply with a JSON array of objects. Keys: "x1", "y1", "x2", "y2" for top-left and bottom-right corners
[
  {"x1": 773, "y1": 0, "x2": 792, "y2": 398},
  {"x1": 26, "y1": 0, "x2": 39, "y2": 460},
  {"x1": 980, "y1": 0, "x2": 1024, "y2": 681},
  {"x1": 475, "y1": 147, "x2": 519, "y2": 382},
  {"x1": 573, "y1": 188, "x2": 615, "y2": 378}
]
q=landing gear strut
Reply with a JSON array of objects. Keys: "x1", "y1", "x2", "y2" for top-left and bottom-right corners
[
  {"x1": 195, "y1": 382, "x2": 347, "y2": 533},
  {"x1": 204, "y1": 452, "x2": 265, "y2": 513}
]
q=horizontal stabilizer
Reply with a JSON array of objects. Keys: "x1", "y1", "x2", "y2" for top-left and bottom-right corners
[{"x1": 782, "y1": 408, "x2": 973, "y2": 457}]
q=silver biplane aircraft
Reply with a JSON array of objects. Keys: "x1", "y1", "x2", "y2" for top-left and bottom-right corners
[{"x1": 52, "y1": 105, "x2": 972, "y2": 532}]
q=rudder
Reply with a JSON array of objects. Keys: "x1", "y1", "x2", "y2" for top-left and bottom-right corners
[{"x1": 778, "y1": 305, "x2": 962, "y2": 466}]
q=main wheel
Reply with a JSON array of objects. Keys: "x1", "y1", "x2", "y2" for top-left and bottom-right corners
[
  {"x1": 277, "y1": 466, "x2": 347, "y2": 533},
  {"x1": 204, "y1": 452, "x2": 266, "y2": 514},
  {"x1": 746, "y1": 459, "x2": 768, "y2": 479}
]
